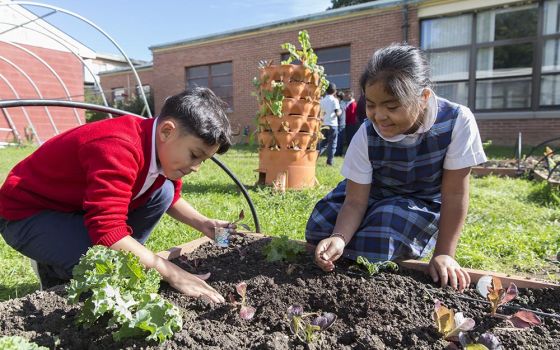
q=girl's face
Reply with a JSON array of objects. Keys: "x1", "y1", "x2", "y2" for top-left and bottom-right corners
[
  {"x1": 364, "y1": 81, "x2": 429, "y2": 138},
  {"x1": 156, "y1": 119, "x2": 219, "y2": 181}
]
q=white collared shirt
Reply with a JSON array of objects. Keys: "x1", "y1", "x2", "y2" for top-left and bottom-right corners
[
  {"x1": 341, "y1": 91, "x2": 487, "y2": 184},
  {"x1": 133, "y1": 118, "x2": 165, "y2": 199}
]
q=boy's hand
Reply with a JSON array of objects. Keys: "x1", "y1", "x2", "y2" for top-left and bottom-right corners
[
  {"x1": 200, "y1": 219, "x2": 231, "y2": 239},
  {"x1": 314, "y1": 236, "x2": 345, "y2": 272},
  {"x1": 428, "y1": 254, "x2": 471, "y2": 292},
  {"x1": 167, "y1": 263, "x2": 225, "y2": 303}
]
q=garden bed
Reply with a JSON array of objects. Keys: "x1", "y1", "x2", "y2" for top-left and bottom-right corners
[{"x1": 0, "y1": 236, "x2": 559, "y2": 349}]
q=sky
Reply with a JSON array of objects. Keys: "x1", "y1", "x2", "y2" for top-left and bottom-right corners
[{"x1": 21, "y1": 0, "x2": 333, "y2": 62}]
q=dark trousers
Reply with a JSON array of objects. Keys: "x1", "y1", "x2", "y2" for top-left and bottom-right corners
[
  {"x1": 319, "y1": 126, "x2": 338, "y2": 165},
  {"x1": 334, "y1": 125, "x2": 346, "y2": 156},
  {"x1": 0, "y1": 180, "x2": 175, "y2": 280}
]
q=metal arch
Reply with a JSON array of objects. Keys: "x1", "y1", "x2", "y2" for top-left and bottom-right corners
[
  {"x1": 0, "y1": 99, "x2": 262, "y2": 233},
  {"x1": 0, "y1": 55, "x2": 59, "y2": 138},
  {"x1": 1, "y1": 40, "x2": 83, "y2": 125},
  {"x1": 0, "y1": 73, "x2": 37, "y2": 143},
  {"x1": 0, "y1": 21, "x2": 111, "y2": 117},
  {"x1": 6, "y1": 1, "x2": 153, "y2": 117}
]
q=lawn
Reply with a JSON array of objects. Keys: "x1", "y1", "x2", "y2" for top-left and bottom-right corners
[{"x1": 0, "y1": 144, "x2": 558, "y2": 300}]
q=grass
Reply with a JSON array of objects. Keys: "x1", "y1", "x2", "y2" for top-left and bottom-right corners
[{"x1": 0, "y1": 143, "x2": 559, "y2": 301}]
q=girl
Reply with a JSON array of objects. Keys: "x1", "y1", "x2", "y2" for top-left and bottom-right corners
[
  {"x1": 306, "y1": 44, "x2": 486, "y2": 292},
  {"x1": 0, "y1": 88, "x2": 231, "y2": 302}
]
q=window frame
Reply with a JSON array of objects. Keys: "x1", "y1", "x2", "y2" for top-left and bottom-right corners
[{"x1": 420, "y1": 0, "x2": 559, "y2": 112}]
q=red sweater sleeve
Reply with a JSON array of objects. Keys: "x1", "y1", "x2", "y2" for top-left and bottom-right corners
[
  {"x1": 78, "y1": 137, "x2": 141, "y2": 246},
  {"x1": 172, "y1": 179, "x2": 182, "y2": 205}
]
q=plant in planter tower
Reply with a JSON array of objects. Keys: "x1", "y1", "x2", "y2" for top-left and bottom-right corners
[{"x1": 254, "y1": 30, "x2": 328, "y2": 189}]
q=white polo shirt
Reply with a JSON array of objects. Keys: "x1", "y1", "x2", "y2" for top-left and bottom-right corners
[
  {"x1": 341, "y1": 91, "x2": 487, "y2": 184},
  {"x1": 320, "y1": 94, "x2": 340, "y2": 127},
  {"x1": 133, "y1": 117, "x2": 165, "y2": 199}
]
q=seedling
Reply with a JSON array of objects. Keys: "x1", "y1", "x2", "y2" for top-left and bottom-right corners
[
  {"x1": 355, "y1": 256, "x2": 398, "y2": 277},
  {"x1": 262, "y1": 235, "x2": 305, "y2": 262},
  {"x1": 476, "y1": 275, "x2": 542, "y2": 328},
  {"x1": 229, "y1": 282, "x2": 256, "y2": 320},
  {"x1": 454, "y1": 332, "x2": 504, "y2": 350},
  {"x1": 287, "y1": 305, "x2": 336, "y2": 344},
  {"x1": 230, "y1": 209, "x2": 251, "y2": 232},
  {"x1": 433, "y1": 300, "x2": 475, "y2": 341}
]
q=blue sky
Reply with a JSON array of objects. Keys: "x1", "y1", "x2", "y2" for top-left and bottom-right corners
[{"x1": 24, "y1": 0, "x2": 333, "y2": 61}]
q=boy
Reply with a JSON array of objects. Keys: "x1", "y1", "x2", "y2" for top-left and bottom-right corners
[{"x1": 0, "y1": 88, "x2": 231, "y2": 303}]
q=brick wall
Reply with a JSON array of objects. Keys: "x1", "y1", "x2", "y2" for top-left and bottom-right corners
[
  {"x1": 477, "y1": 118, "x2": 560, "y2": 146},
  {"x1": 150, "y1": 6, "x2": 418, "y2": 131},
  {"x1": 98, "y1": 4, "x2": 560, "y2": 146},
  {"x1": 99, "y1": 68, "x2": 154, "y2": 104},
  {"x1": 0, "y1": 42, "x2": 84, "y2": 143}
]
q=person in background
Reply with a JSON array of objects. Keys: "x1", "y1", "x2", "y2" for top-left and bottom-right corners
[
  {"x1": 343, "y1": 90, "x2": 358, "y2": 149},
  {"x1": 318, "y1": 82, "x2": 341, "y2": 166},
  {"x1": 335, "y1": 90, "x2": 349, "y2": 156},
  {"x1": 0, "y1": 88, "x2": 232, "y2": 303},
  {"x1": 306, "y1": 44, "x2": 487, "y2": 292}
]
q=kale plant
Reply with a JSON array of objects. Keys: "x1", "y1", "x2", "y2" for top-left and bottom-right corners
[
  {"x1": 66, "y1": 246, "x2": 182, "y2": 343},
  {"x1": 0, "y1": 336, "x2": 48, "y2": 350},
  {"x1": 356, "y1": 256, "x2": 398, "y2": 277}
]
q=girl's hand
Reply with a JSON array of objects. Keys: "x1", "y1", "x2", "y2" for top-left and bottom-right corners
[
  {"x1": 428, "y1": 254, "x2": 471, "y2": 292},
  {"x1": 200, "y1": 219, "x2": 231, "y2": 239},
  {"x1": 314, "y1": 236, "x2": 345, "y2": 272}
]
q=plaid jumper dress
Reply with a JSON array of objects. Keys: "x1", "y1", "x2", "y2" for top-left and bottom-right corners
[{"x1": 306, "y1": 98, "x2": 460, "y2": 262}]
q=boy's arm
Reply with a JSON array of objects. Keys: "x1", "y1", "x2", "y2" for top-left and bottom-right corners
[
  {"x1": 166, "y1": 197, "x2": 229, "y2": 239},
  {"x1": 110, "y1": 235, "x2": 224, "y2": 302},
  {"x1": 429, "y1": 167, "x2": 472, "y2": 291}
]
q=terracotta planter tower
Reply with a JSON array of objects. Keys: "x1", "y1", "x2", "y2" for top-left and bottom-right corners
[{"x1": 254, "y1": 31, "x2": 327, "y2": 189}]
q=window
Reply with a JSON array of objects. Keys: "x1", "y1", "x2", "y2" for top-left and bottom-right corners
[
  {"x1": 136, "y1": 85, "x2": 151, "y2": 98},
  {"x1": 186, "y1": 62, "x2": 233, "y2": 110},
  {"x1": 112, "y1": 87, "x2": 125, "y2": 103},
  {"x1": 281, "y1": 45, "x2": 351, "y2": 89},
  {"x1": 421, "y1": 2, "x2": 559, "y2": 111},
  {"x1": 421, "y1": 14, "x2": 472, "y2": 105}
]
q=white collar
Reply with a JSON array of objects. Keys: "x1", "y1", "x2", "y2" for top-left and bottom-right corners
[
  {"x1": 149, "y1": 118, "x2": 164, "y2": 176},
  {"x1": 371, "y1": 89, "x2": 438, "y2": 142}
]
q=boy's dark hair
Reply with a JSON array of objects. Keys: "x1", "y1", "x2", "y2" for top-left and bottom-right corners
[
  {"x1": 158, "y1": 87, "x2": 232, "y2": 154},
  {"x1": 326, "y1": 82, "x2": 337, "y2": 95},
  {"x1": 359, "y1": 43, "x2": 431, "y2": 112}
]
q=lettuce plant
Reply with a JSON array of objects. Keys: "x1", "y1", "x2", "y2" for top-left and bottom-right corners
[
  {"x1": 229, "y1": 282, "x2": 256, "y2": 320},
  {"x1": 476, "y1": 275, "x2": 541, "y2": 328},
  {"x1": 0, "y1": 336, "x2": 48, "y2": 350},
  {"x1": 230, "y1": 209, "x2": 251, "y2": 232},
  {"x1": 450, "y1": 333, "x2": 504, "y2": 350},
  {"x1": 287, "y1": 305, "x2": 336, "y2": 344},
  {"x1": 356, "y1": 256, "x2": 399, "y2": 277},
  {"x1": 262, "y1": 235, "x2": 305, "y2": 262},
  {"x1": 433, "y1": 300, "x2": 475, "y2": 341},
  {"x1": 66, "y1": 246, "x2": 182, "y2": 343}
]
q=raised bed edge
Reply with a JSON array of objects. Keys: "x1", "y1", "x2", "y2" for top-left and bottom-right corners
[
  {"x1": 471, "y1": 166, "x2": 523, "y2": 178},
  {"x1": 157, "y1": 234, "x2": 559, "y2": 290}
]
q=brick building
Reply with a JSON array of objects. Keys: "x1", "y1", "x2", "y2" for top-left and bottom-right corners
[{"x1": 100, "y1": 0, "x2": 560, "y2": 146}]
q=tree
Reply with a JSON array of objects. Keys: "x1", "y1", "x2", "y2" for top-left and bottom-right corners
[{"x1": 328, "y1": 0, "x2": 378, "y2": 10}]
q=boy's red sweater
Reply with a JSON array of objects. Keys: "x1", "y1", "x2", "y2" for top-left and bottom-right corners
[{"x1": 0, "y1": 116, "x2": 182, "y2": 247}]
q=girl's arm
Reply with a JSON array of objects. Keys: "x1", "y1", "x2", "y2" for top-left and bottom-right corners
[
  {"x1": 315, "y1": 180, "x2": 370, "y2": 271},
  {"x1": 429, "y1": 167, "x2": 472, "y2": 291}
]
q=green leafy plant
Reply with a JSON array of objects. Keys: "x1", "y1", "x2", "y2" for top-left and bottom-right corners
[
  {"x1": 0, "y1": 336, "x2": 48, "y2": 350},
  {"x1": 66, "y1": 246, "x2": 182, "y2": 343},
  {"x1": 281, "y1": 30, "x2": 329, "y2": 94},
  {"x1": 262, "y1": 235, "x2": 305, "y2": 262},
  {"x1": 355, "y1": 256, "x2": 399, "y2": 277},
  {"x1": 287, "y1": 305, "x2": 336, "y2": 344}
]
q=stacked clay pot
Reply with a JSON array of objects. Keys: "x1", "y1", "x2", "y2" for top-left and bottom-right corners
[{"x1": 256, "y1": 64, "x2": 322, "y2": 189}]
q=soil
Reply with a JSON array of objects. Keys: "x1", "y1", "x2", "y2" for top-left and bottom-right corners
[{"x1": 1, "y1": 236, "x2": 559, "y2": 349}]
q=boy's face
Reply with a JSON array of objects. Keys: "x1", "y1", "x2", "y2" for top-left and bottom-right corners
[
  {"x1": 364, "y1": 81, "x2": 429, "y2": 138},
  {"x1": 156, "y1": 119, "x2": 219, "y2": 180}
]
